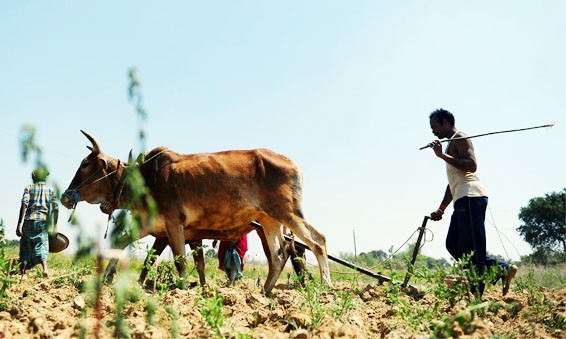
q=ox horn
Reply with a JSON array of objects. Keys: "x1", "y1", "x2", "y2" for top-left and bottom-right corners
[{"x1": 81, "y1": 130, "x2": 100, "y2": 154}]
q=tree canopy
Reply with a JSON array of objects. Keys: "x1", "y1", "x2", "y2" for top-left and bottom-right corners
[{"x1": 517, "y1": 189, "x2": 565, "y2": 263}]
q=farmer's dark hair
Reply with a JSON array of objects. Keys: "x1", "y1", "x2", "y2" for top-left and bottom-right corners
[{"x1": 429, "y1": 108, "x2": 455, "y2": 126}]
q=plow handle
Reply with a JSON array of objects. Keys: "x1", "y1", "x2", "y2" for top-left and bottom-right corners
[{"x1": 401, "y1": 216, "x2": 429, "y2": 288}]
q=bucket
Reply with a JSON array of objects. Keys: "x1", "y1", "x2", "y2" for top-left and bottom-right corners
[{"x1": 48, "y1": 232, "x2": 69, "y2": 253}]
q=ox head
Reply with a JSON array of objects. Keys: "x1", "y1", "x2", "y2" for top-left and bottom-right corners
[{"x1": 61, "y1": 130, "x2": 122, "y2": 210}]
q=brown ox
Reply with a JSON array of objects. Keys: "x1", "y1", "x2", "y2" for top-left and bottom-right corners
[{"x1": 61, "y1": 131, "x2": 331, "y2": 294}]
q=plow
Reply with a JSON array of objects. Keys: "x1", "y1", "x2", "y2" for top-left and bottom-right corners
[{"x1": 251, "y1": 216, "x2": 430, "y2": 294}]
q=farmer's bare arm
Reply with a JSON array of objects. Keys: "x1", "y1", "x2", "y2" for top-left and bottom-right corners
[
  {"x1": 436, "y1": 138, "x2": 478, "y2": 172},
  {"x1": 53, "y1": 208, "x2": 59, "y2": 225},
  {"x1": 430, "y1": 185, "x2": 452, "y2": 221},
  {"x1": 16, "y1": 203, "x2": 26, "y2": 237}
]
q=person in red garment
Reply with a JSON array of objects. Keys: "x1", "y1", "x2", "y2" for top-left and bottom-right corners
[{"x1": 215, "y1": 235, "x2": 248, "y2": 283}]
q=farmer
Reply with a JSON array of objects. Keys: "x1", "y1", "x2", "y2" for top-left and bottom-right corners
[
  {"x1": 15, "y1": 167, "x2": 58, "y2": 277},
  {"x1": 213, "y1": 235, "x2": 248, "y2": 283},
  {"x1": 426, "y1": 108, "x2": 517, "y2": 297}
]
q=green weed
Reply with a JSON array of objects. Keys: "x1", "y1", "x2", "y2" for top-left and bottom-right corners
[
  {"x1": 515, "y1": 267, "x2": 565, "y2": 333},
  {"x1": 299, "y1": 278, "x2": 326, "y2": 329},
  {"x1": 0, "y1": 247, "x2": 18, "y2": 311},
  {"x1": 199, "y1": 291, "x2": 225, "y2": 337},
  {"x1": 165, "y1": 305, "x2": 180, "y2": 339},
  {"x1": 330, "y1": 289, "x2": 355, "y2": 320},
  {"x1": 112, "y1": 272, "x2": 141, "y2": 338},
  {"x1": 145, "y1": 296, "x2": 158, "y2": 327}
]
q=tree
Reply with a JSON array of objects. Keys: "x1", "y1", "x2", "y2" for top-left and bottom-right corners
[{"x1": 517, "y1": 189, "x2": 566, "y2": 262}]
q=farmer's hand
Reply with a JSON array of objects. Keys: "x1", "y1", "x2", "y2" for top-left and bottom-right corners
[
  {"x1": 430, "y1": 209, "x2": 444, "y2": 221},
  {"x1": 428, "y1": 140, "x2": 443, "y2": 157},
  {"x1": 16, "y1": 225, "x2": 22, "y2": 237}
]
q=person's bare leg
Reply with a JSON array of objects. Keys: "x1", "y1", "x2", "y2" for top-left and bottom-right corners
[
  {"x1": 41, "y1": 260, "x2": 48, "y2": 277},
  {"x1": 502, "y1": 264, "x2": 518, "y2": 296}
]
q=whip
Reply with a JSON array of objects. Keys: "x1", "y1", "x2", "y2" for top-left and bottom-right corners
[{"x1": 419, "y1": 122, "x2": 555, "y2": 150}]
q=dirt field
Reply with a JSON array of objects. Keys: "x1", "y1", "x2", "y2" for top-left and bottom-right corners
[{"x1": 1, "y1": 268, "x2": 564, "y2": 338}]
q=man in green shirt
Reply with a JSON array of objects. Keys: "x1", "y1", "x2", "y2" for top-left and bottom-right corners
[{"x1": 16, "y1": 167, "x2": 58, "y2": 277}]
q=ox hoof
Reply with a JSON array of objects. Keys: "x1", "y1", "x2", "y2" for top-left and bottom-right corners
[
  {"x1": 177, "y1": 280, "x2": 190, "y2": 290},
  {"x1": 261, "y1": 287, "x2": 273, "y2": 297},
  {"x1": 103, "y1": 274, "x2": 115, "y2": 285}
]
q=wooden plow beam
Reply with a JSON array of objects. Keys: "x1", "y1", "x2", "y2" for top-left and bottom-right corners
[{"x1": 250, "y1": 221, "x2": 420, "y2": 292}]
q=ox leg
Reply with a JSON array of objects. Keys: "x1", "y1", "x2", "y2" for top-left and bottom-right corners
[
  {"x1": 257, "y1": 224, "x2": 309, "y2": 285},
  {"x1": 255, "y1": 225, "x2": 272, "y2": 272},
  {"x1": 254, "y1": 222, "x2": 277, "y2": 288},
  {"x1": 289, "y1": 242, "x2": 312, "y2": 285},
  {"x1": 103, "y1": 242, "x2": 131, "y2": 284},
  {"x1": 139, "y1": 237, "x2": 169, "y2": 285},
  {"x1": 283, "y1": 215, "x2": 332, "y2": 288},
  {"x1": 256, "y1": 216, "x2": 289, "y2": 296},
  {"x1": 166, "y1": 225, "x2": 189, "y2": 289},
  {"x1": 187, "y1": 240, "x2": 206, "y2": 287},
  {"x1": 103, "y1": 258, "x2": 119, "y2": 284}
]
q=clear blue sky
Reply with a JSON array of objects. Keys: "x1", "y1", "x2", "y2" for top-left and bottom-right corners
[{"x1": 1, "y1": 1, "x2": 564, "y2": 264}]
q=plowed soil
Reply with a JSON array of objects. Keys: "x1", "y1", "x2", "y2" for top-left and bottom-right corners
[{"x1": 2, "y1": 269, "x2": 564, "y2": 338}]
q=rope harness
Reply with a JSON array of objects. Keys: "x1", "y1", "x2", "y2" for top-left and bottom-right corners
[
  {"x1": 63, "y1": 148, "x2": 170, "y2": 234},
  {"x1": 63, "y1": 166, "x2": 120, "y2": 222}
]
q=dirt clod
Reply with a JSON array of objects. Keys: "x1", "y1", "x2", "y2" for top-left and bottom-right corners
[{"x1": 1, "y1": 271, "x2": 563, "y2": 338}]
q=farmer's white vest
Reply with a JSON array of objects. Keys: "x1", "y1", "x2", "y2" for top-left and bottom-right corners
[
  {"x1": 446, "y1": 164, "x2": 487, "y2": 202},
  {"x1": 445, "y1": 132, "x2": 488, "y2": 202}
]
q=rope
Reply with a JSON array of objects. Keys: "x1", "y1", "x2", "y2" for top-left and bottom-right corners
[
  {"x1": 68, "y1": 147, "x2": 169, "y2": 192},
  {"x1": 300, "y1": 226, "x2": 435, "y2": 276},
  {"x1": 486, "y1": 205, "x2": 522, "y2": 260},
  {"x1": 62, "y1": 147, "x2": 172, "y2": 243},
  {"x1": 364, "y1": 226, "x2": 434, "y2": 272},
  {"x1": 65, "y1": 148, "x2": 169, "y2": 207},
  {"x1": 139, "y1": 148, "x2": 170, "y2": 165},
  {"x1": 487, "y1": 204, "x2": 510, "y2": 259}
]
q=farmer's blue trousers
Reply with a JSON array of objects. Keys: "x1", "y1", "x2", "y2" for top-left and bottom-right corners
[{"x1": 446, "y1": 196, "x2": 509, "y2": 296}]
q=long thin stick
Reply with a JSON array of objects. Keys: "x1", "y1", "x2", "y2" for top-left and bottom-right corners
[{"x1": 419, "y1": 122, "x2": 555, "y2": 150}]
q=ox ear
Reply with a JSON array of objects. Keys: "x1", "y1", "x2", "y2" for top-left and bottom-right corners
[{"x1": 81, "y1": 130, "x2": 100, "y2": 154}]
